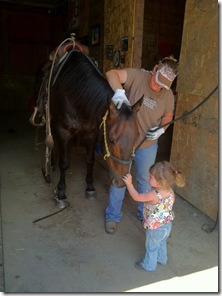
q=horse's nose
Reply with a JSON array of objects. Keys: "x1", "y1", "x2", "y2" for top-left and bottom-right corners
[{"x1": 112, "y1": 178, "x2": 125, "y2": 188}]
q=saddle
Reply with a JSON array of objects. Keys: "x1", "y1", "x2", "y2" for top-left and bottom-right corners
[{"x1": 36, "y1": 41, "x2": 89, "y2": 114}]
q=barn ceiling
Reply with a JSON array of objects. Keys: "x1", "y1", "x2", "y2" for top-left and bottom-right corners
[{"x1": 0, "y1": 0, "x2": 68, "y2": 13}]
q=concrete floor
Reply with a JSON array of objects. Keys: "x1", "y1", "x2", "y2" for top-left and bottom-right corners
[{"x1": 0, "y1": 110, "x2": 219, "y2": 293}]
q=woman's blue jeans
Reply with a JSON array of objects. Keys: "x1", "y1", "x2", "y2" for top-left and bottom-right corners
[
  {"x1": 105, "y1": 143, "x2": 158, "y2": 222},
  {"x1": 141, "y1": 222, "x2": 172, "y2": 271}
]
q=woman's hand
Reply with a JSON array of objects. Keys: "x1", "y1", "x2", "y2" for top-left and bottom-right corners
[{"x1": 122, "y1": 173, "x2": 133, "y2": 185}]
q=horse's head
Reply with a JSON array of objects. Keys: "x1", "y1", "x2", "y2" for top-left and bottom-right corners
[{"x1": 100, "y1": 96, "x2": 143, "y2": 188}]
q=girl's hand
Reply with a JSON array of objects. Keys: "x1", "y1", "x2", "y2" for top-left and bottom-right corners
[{"x1": 122, "y1": 173, "x2": 133, "y2": 185}]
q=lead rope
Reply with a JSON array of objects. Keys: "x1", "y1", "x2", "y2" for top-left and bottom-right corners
[
  {"x1": 127, "y1": 146, "x2": 135, "y2": 173},
  {"x1": 136, "y1": 86, "x2": 218, "y2": 150}
]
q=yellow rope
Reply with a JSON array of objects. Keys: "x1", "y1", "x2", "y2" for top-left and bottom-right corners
[
  {"x1": 99, "y1": 110, "x2": 110, "y2": 160},
  {"x1": 132, "y1": 146, "x2": 135, "y2": 158},
  {"x1": 99, "y1": 109, "x2": 136, "y2": 162}
]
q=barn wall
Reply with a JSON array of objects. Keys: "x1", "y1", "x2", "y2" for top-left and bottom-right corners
[
  {"x1": 170, "y1": 0, "x2": 218, "y2": 220},
  {"x1": 103, "y1": 0, "x2": 145, "y2": 72},
  {"x1": 103, "y1": 0, "x2": 134, "y2": 73}
]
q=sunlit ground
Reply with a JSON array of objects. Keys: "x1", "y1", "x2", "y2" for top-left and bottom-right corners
[{"x1": 125, "y1": 266, "x2": 218, "y2": 292}]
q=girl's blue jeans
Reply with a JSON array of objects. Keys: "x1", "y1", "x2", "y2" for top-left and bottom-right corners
[
  {"x1": 105, "y1": 143, "x2": 158, "y2": 222},
  {"x1": 141, "y1": 222, "x2": 172, "y2": 271}
]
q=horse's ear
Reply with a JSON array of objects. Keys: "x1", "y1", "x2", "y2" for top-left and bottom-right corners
[
  {"x1": 109, "y1": 99, "x2": 119, "y2": 116},
  {"x1": 132, "y1": 95, "x2": 143, "y2": 113}
]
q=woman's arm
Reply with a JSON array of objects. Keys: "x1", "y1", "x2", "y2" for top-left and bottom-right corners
[
  {"x1": 105, "y1": 69, "x2": 128, "y2": 91},
  {"x1": 161, "y1": 113, "x2": 173, "y2": 131}
]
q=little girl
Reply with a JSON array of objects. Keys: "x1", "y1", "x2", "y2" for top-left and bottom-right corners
[{"x1": 122, "y1": 161, "x2": 185, "y2": 272}]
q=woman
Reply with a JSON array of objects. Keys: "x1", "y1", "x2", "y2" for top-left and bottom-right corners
[{"x1": 105, "y1": 56, "x2": 179, "y2": 234}]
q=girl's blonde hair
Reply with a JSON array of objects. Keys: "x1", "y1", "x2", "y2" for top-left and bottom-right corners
[{"x1": 149, "y1": 161, "x2": 185, "y2": 190}]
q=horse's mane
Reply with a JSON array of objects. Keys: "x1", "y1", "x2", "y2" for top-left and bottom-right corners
[{"x1": 52, "y1": 50, "x2": 114, "y2": 121}]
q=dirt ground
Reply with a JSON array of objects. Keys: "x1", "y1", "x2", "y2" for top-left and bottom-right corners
[{"x1": 0, "y1": 110, "x2": 219, "y2": 293}]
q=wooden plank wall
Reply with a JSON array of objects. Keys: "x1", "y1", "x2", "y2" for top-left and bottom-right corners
[
  {"x1": 170, "y1": 0, "x2": 218, "y2": 220},
  {"x1": 103, "y1": 0, "x2": 136, "y2": 73}
]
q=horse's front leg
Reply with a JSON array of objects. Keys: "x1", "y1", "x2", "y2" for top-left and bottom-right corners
[
  {"x1": 85, "y1": 137, "x2": 96, "y2": 199},
  {"x1": 55, "y1": 138, "x2": 70, "y2": 208}
]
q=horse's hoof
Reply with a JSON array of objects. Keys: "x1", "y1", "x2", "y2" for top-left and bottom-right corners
[
  {"x1": 85, "y1": 190, "x2": 96, "y2": 200},
  {"x1": 54, "y1": 197, "x2": 69, "y2": 209}
]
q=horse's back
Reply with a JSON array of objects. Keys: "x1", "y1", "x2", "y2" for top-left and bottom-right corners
[{"x1": 50, "y1": 50, "x2": 113, "y2": 125}]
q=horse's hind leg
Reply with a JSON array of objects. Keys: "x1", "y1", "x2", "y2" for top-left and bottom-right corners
[
  {"x1": 85, "y1": 138, "x2": 96, "y2": 199},
  {"x1": 55, "y1": 137, "x2": 70, "y2": 208}
]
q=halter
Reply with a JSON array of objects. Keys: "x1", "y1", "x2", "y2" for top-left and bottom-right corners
[{"x1": 99, "y1": 110, "x2": 135, "y2": 165}]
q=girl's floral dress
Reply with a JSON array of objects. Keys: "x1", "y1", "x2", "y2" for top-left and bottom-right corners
[{"x1": 143, "y1": 189, "x2": 175, "y2": 230}]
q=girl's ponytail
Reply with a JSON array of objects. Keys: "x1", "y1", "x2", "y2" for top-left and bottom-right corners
[{"x1": 175, "y1": 170, "x2": 185, "y2": 187}]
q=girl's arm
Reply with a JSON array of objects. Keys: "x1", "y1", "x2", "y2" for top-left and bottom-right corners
[{"x1": 122, "y1": 174, "x2": 157, "y2": 203}]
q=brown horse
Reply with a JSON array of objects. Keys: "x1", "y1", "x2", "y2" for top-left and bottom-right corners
[{"x1": 31, "y1": 48, "x2": 142, "y2": 208}]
